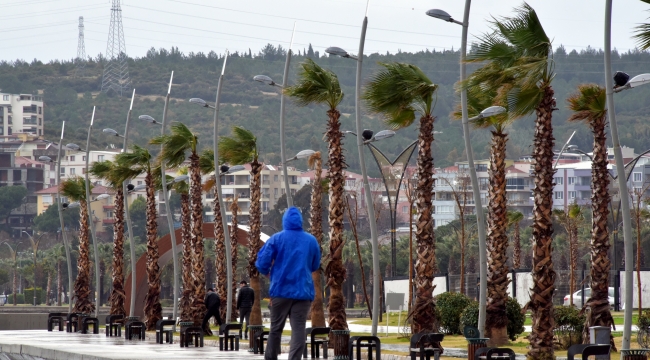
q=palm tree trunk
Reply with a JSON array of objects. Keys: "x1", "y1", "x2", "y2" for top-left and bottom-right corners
[
  {"x1": 308, "y1": 156, "x2": 326, "y2": 327},
  {"x1": 57, "y1": 260, "x2": 62, "y2": 306},
  {"x1": 73, "y1": 200, "x2": 95, "y2": 314},
  {"x1": 325, "y1": 108, "x2": 348, "y2": 333},
  {"x1": 527, "y1": 87, "x2": 557, "y2": 360},
  {"x1": 46, "y1": 272, "x2": 52, "y2": 306},
  {"x1": 413, "y1": 114, "x2": 437, "y2": 334},
  {"x1": 143, "y1": 171, "x2": 162, "y2": 330},
  {"x1": 486, "y1": 130, "x2": 509, "y2": 346},
  {"x1": 582, "y1": 114, "x2": 615, "y2": 349},
  {"x1": 513, "y1": 222, "x2": 521, "y2": 270},
  {"x1": 180, "y1": 193, "x2": 193, "y2": 321},
  {"x1": 247, "y1": 161, "x2": 264, "y2": 326},
  {"x1": 570, "y1": 224, "x2": 577, "y2": 306},
  {"x1": 213, "y1": 194, "x2": 228, "y2": 323},
  {"x1": 109, "y1": 187, "x2": 126, "y2": 316},
  {"x1": 460, "y1": 213, "x2": 466, "y2": 295},
  {"x1": 12, "y1": 265, "x2": 16, "y2": 306},
  {"x1": 637, "y1": 210, "x2": 643, "y2": 318},
  {"x1": 229, "y1": 197, "x2": 240, "y2": 322},
  {"x1": 189, "y1": 153, "x2": 207, "y2": 326}
]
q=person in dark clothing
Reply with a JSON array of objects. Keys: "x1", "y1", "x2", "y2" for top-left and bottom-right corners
[
  {"x1": 237, "y1": 280, "x2": 255, "y2": 339},
  {"x1": 202, "y1": 288, "x2": 222, "y2": 336}
]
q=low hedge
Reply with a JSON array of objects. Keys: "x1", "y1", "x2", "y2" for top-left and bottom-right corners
[{"x1": 459, "y1": 297, "x2": 526, "y2": 341}]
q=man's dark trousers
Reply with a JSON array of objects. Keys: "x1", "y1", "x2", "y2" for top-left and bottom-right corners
[
  {"x1": 239, "y1": 307, "x2": 252, "y2": 337},
  {"x1": 265, "y1": 297, "x2": 311, "y2": 360},
  {"x1": 201, "y1": 308, "x2": 221, "y2": 334}
]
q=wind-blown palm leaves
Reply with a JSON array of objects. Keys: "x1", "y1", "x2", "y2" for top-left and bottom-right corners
[
  {"x1": 151, "y1": 122, "x2": 205, "y2": 326},
  {"x1": 462, "y1": 4, "x2": 556, "y2": 357},
  {"x1": 218, "y1": 125, "x2": 263, "y2": 327},
  {"x1": 362, "y1": 62, "x2": 438, "y2": 334},
  {"x1": 115, "y1": 145, "x2": 161, "y2": 330},
  {"x1": 285, "y1": 58, "x2": 348, "y2": 333},
  {"x1": 307, "y1": 151, "x2": 326, "y2": 327},
  {"x1": 60, "y1": 176, "x2": 95, "y2": 315},
  {"x1": 566, "y1": 84, "x2": 615, "y2": 348},
  {"x1": 455, "y1": 87, "x2": 512, "y2": 344},
  {"x1": 199, "y1": 148, "x2": 229, "y2": 323},
  {"x1": 633, "y1": 0, "x2": 650, "y2": 50},
  {"x1": 89, "y1": 160, "x2": 128, "y2": 318}
]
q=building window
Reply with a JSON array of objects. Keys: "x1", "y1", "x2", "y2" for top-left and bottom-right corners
[
  {"x1": 554, "y1": 191, "x2": 564, "y2": 200},
  {"x1": 2, "y1": 95, "x2": 8, "y2": 101},
  {"x1": 554, "y1": 177, "x2": 563, "y2": 185},
  {"x1": 82, "y1": 156, "x2": 86, "y2": 161},
  {"x1": 568, "y1": 177, "x2": 576, "y2": 185},
  {"x1": 60, "y1": 167, "x2": 65, "y2": 174},
  {"x1": 137, "y1": 181, "x2": 143, "y2": 185},
  {"x1": 437, "y1": 205, "x2": 453, "y2": 214},
  {"x1": 7, "y1": 106, "x2": 11, "y2": 113},
  {"x1": 69, "y1": 156, "x2": 75, "y2": 162},
  {"x1": 402, "y1": 206, "x2": 409, "y2": 214},
  {"x1": 38, "y1": 118, "x2": 42, "y2": 125},
  {"x1": 346, "y1": 179, "x2": 355, "y2": 187},
  {"x1": 38, "y1": 107, "x2": 42, "y2": 115},
  {"x1": 274, "y1": 175, "x2": 278, "y2": 182},
  {"x1": 70, "y1": 168, "x2": 75, "y2": 175},
  {"x1": 634, "y1": 172, "x2": 642, "y2": 182},
  {"x1": 568, "y1": 191, "x2": 576, "y2": 199},
  {"x1": 98, "y1": 155, "x2": 104, "y2": 161}
]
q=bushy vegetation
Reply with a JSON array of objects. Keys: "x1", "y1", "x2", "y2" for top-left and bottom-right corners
[
  {"x1": 553, "y1": 305, "x2": 586, "y2": 349},
  {"x1": 436, "y1": 292, "x2": 472, "y2": 334},
  {"x1": 459, "y1": 298, "x2": 526, "y2": 341}
]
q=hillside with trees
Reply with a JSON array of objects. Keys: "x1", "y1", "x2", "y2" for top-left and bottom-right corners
[{"x1": 1, "y1": 44, "x2": 650, "y2": 174}]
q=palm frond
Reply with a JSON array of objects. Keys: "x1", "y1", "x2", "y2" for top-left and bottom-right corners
[
  {"x1": 150, "y1": 122, "x2": 198, "y2": 168},
  {"x1": 307, "y1": 151, "x2": 321, "y2": 170},
  {"x1": 60, "y1": 177, "x2": 88, "y2": 202},
  {"x1": 218, "y1": 126, "x2": 258, "y2": 165},
  {"x1": 507, "y1": 210, "x2": 524, "y2": 225},
  {"x1": 362, "y1": 62, "x2": 438, "y2": 129},
  {"x1": 115, "y1": 144, "x2": 151, "y2": 174},
  {"x1": 635, "y1": 21, "x2": 650, "y2": 50},
  {"x1": 202, "y1": 176, "x2": 216, "y2": 192},
  {"x1": 199, "y1": 149, "x2": 215, "y2": 175},
  {"x1": 284, "y1": 58, "x2": 344, "y2": 110},
  {"x1": 566, "y1": 84, "x2": 606, "y2": 123}
]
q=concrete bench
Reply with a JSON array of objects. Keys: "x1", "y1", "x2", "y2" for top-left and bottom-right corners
[
  {"x1": 81, "y1": 317, "x2": 99, "y2": 334},
  {"x1": 105, "y1": 314, "x2": 124, "y2": 337},
  {"x1": 156, "y1": 319, "x2": 175, "y2": 344},
  {"x1": 305, "y1": 327, "x2": 330, "y2": 359},
  {"x1": 219, "y1": 323, "x2": 242, "y2": 351},
  {"x1": 410, "y1": 332, "x2": 444, "y2": 360}
]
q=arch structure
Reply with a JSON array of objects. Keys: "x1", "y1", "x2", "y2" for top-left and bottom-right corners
[{"x1": 125, "y1": 222, "x2": 270, "y2": 317}]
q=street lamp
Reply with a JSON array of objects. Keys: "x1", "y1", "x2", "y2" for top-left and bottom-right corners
[
  {"x1": 189, "y1": 98, "x2": 214, "y2": 109},
  {"x1": 253, "y1": 23, "x2": 296, "y2": 208},
  {"x1": 325, "y1": 0, "x2": 378, "y2": 335},
  {"x1": 190, "y1": 51, "x2": 236, "y2": 322},
  {"x1": 426, "y1": 0, "x2": 493, "y2": 337},
  {"x1": 613, "y1": 72, "x2": 650, "y2": 93},
  {"x1": 285, "y1": 150, "x2": 316, "y2": 163},
  {"x1": 139, "y1": 72, "x2": 180, "y2": 324},
  {"x1": 102, "y1": 128, "x2": 123, "y2": 138},
  {"x1": 21, "y1": 231, "x2": 43, "y2": 306}
]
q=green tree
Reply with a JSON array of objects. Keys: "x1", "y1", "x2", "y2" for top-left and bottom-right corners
[
  {"x1": 33, "y1": 204, "x2": 80, "y2": 233},
  {"x1": 362, "y1": 62, "x2": 439, "y2": 334}
]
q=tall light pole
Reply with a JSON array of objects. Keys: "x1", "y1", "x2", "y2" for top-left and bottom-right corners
[
  {"x1": 426, "y1": 1, "x2": 489, "y2": 337},
  {"x1": 21, "y1": 231, "x2": 43, "y2": 306},
  {"x1": 39, "y1": 126, "x2": 74, "y2": 312},
  {"x1": 83, "y1": 107, "x2": 101, "y2": 317},
  {"x1": 325, "y1": 0, "x2": 379, "y2": 335},
  {"x1": 102, "y1": 88, "x2": 138, "y2": 316},
  {"x1": 553, "y1": 131, "x2": 577, "y2": 169}
]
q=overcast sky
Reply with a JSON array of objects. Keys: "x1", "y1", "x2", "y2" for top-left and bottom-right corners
[{"x1": 2, "y1": 0, "x2": 649, "y2": 62}]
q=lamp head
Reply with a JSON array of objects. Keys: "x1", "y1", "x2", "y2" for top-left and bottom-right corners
[
  {"x1": 127, "y1": 184, "x2": 135, "y2": 191},
  {"x1": 325, "y1": 46, "x2": 350, "y2": 58},
  {"x1": 628, "y1": 73, "x2": 650, "y2": 89},
  {"x1": 227, "y1": 165, "x2": 245, "y2": 173},
  {"x1": 567, "y1": 145, "x2": 578, "y2": 150},
  {"x1": 613, "y1": 71, "x2": 630, "y2": 87},
  {"x1": 220, "y1": 165, "x2": 230, "y2": 174},
  {"x1": 67, "y1": 202, "x2": 80, "y2": 209},
  {"x1": 189, "y1": 98, "x2": 208, "y2": 107},
  {"x1": 295, "y1": 149, "x2": 316, "y2": 160},
  {"x1": 426, "y1": 9, "x2": 454, "y2": 22},
  {"x1": 479, "y1": 106, "x2": 507, "y2": 118},
  {"x1": 373, "y1": 130, "x2": 395, "y2": 141},
  {"x1": 38, "y1": 156, "x2": 52, "y2": 163},
  {"x1": 361, "y1": 129, "x2": 374, "y2": 141},
  {"x1": 66, "y1": 143, "x2": 81, "y2": 151},
  {"x1": 253, "y1": 75, "x2": 276, "y2": 86},
  {"x1": 173, "y1": 175, "x2": 189, "y2": 183},
  {"x1": 102, "y1": 128, "x2": 119, "y2": 137},
  {"x1": 131, "y1": 184, "x2": 146, "y2": 192},
  {"x1": 138, "y1": 115, "x2": 157, "y2": 124},
  {"x1": 96, "y1": 194, "x2": 110, "y2": 200}
]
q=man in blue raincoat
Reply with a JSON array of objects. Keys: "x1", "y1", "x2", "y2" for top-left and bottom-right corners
[{"x1": 256, "y1": 206, "x2": 321, "y2": 360}]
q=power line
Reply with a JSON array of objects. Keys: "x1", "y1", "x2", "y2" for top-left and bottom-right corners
[
  {"x1": 4, "y1": 3, "x2": 106, "y2": 20},
  {"x1": 0, "y1": 16, "x2": 106, "y2": 33}
]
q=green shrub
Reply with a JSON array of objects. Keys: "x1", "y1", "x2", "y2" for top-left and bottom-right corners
[
  {"x1": 554, "y1": 305, "x2": 586, "y2": 349},
  {"x1": 637, "y1": 309, "x2": 650, "y2": 348},
  {"x1": 8, "y1": 293, "x2": 25, "y2": 304},
  {"x1": 23, "y1": 288, "x2": 44, "y2": 305},
  {"x1": 435, "y1": 292, "x2": 471, "y2": 334},
  {"x1": 459, "y1": 298, "x2": 525, "y2": 341}
]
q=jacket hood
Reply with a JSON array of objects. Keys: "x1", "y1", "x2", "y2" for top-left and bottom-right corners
[{"x1": 282, "y1": 207, "x2": 303, "y2": 230}]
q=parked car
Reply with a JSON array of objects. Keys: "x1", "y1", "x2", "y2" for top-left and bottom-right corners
[{"x1": 563, "y1": 287, "x2": 622, "y2": 309}]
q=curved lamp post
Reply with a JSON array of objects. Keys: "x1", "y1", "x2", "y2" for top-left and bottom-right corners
[
  {"x1": 252, "y1": 24, "x2": 296, "y2": 207},
  {"x1": 324, "y1": 0, "x2": 376, "y2": 335},
  {"x1": 189, "y1": 51, "x2": 235, "y2": 322},
  {"x1": 137, "y1": 72, "x2": 180, "y2": 324},
  {"x1": 1, "y1": 241, "x2": 22, "y2": 305},
  {"x1": 41, "y1": 125, "x2": 75, "y2": 312},
  {"x1": 21, "y1": 231, "x2": 44, "y2": 306},
  {"x1": 425, "y1": 1, "x2": 494, "y2": 336}
]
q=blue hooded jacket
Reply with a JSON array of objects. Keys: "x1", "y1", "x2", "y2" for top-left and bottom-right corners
[{"x1": 256, "y1": 207, "x2": 321, "y2": 300}]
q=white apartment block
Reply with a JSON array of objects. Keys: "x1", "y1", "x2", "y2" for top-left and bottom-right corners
[{"x1": 0, "y1": 93, "x2": 44, "y2": 136}]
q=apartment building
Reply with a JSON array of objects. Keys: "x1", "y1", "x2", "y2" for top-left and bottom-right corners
[{"x1": 0, "y1": 93, "x2": 44, "y2": 136}]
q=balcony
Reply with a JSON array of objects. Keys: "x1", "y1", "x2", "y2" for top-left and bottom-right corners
[{"x1": 103, "y1": 219, "x2": 115, "y2": 224}]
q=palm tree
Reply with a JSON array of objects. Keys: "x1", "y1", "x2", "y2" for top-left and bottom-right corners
[
  {"x1": 50, "y1": 244, "x2": 67, "y2": 306},
  {"x1": 506, "y1": 211, "x2": 524, "y2": 270},
  {"x1": 60, "y1": 177, "x2": 96, "y2": 315},
  {"x1": 218, "y1": 125, "x2": 263, "y2": 327},
  {"x1": 173, "y1": 168, "x2": 193, "y2": 322},
  {"x1": 362, "y1": 62, "x2": 439, "y2": 334},
  {"x1": 634, "y1": 2, "x2": 650, "y2": 50},
  {"x1": 151, "y1": 122, "x2": 205, "y2": 326},
  {"x1": 462, "y1": 4, "x2": 556, "y2": 356},
  {"x1": 285, "y1": 58, "x2": 348, "y2": 333},
  {"x1": 552, "y1": 204, "x2": 583, "y2": 307},
  {"x1": 566, "y1": 84, "x2": 615, "y2": 347},
  {"x1": 307, "y1": 151, "x2": 326, "y2": 327},
  {"x1": 199, "y1": 148, "x2": 229, "y2": 323},
  {"x1": 89, "y1": 160, "x2": 128, "y2": 317},
  {"x1": 115, "y1": 145, "x2": 161, "y2": 330},
  {"x1": 228, "y1": 196, "x2": 240, "y2": 322}
]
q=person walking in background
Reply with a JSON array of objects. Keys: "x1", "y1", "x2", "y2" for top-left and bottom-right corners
[
  {"x1": 256, "y1": 207, "x2": 321, "y2": 360},
  {"x1": 237, "y1": 280, "x2": 254, "y2": 339},
  {"x1": 202, "y1": 288, "x2": 222, "y2": 336}
]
